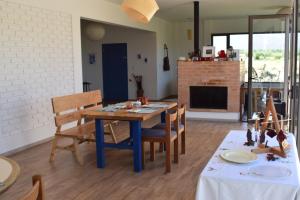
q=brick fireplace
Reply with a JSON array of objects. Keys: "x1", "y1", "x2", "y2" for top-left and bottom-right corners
[{"x1": 178, "y1": 61, "x2": 241, "y2": 120}]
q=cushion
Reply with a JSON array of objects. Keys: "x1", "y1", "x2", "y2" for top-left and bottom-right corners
[
  {"x1": 142, "y1": 128, "x2": 176, "y2": 138},
  {"x1": 152, "y1": 123, "x2": 184, "y2": 131}
]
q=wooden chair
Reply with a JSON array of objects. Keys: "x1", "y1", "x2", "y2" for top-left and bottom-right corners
[
  {"x1": 21, "y1": 175, "x2": 44, "y2": 200},
  {"x1": 155, "y1": 104, "x2": 186, "y2": 154},
  {"x1": 177, "y1": 105, "x2": 186, "y2": 154},
  {"x1": 142, "y1": 111, "x2": 179, "y2": 173},
  {"x1": 50, "y1": 90, "x2": 117, "y2": 165}
]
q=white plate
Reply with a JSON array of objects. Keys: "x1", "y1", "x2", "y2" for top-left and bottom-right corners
[
  {"x1": 0, "y1": 158, "x2": 12, "y2": 183},
  {"x1": 127, "y1": 109, "x2": 141, "y2": 113},
  {"x1": 249, "y1": 165, "x2": 292, "y2": 178},
  {"x1": 220, "y1": 150, "x2": 257, "y2": 164}
]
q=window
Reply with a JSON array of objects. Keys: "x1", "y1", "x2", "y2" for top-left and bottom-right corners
[
  {"x1": 212, "y1": 32, "x2": 286, "y2": 83},
  {"x1": 212, "y1": 35, "x2": 227, "y2": 56},
  {"x1": 230, "y1": 34, "x2": 248, "y2": 61}
]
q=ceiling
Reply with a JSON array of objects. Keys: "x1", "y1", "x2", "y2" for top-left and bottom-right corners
[{"x1": 104, "y1": 0, "x2": 292, "y2": 21}]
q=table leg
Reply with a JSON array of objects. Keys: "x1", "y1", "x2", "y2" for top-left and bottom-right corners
[
  {"x1": 95, "y1": 119, "x2": 105, "y2": 168},
  {"x1": 129, "y1": 121, "x2": 133, "y2": 139},
  {"x1": 130, "y1": 121, "x2": 142, "y2": 172}
]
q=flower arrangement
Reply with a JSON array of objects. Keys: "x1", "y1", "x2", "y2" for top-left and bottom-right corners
[{"x1": 132, "y1": 74, "x2": 144, "y2": 98}]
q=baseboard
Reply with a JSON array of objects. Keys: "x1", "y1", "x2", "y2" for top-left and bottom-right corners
[
  {"x1": 2, "y1": 136, "x2": 53, "y2": 157},
  {"x1": 186, "y1": 111, "x2": 240, "y2": 122},
  {"x1": 161, "y1": 95, "x2": 178, "y2": 100}
]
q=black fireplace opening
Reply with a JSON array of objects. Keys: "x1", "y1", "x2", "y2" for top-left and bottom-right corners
[{"x1": 190, "y1": 86, "x2": 228, "y2": 109}]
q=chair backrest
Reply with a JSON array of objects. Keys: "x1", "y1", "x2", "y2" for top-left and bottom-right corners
[
  {"x1": 165, "y1": 111, "x2": 177, "y2": 138},
  {"x1": 177, "y1": 104, "x2": 186, "y2": 125},
  {"x1": 51, "y1": 90, "x2": 102, "y2": 130},
  {"x1": 21, "y1": 175, "x2": 44, "y2": 200}
]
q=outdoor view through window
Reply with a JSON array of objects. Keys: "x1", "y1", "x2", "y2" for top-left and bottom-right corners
[{"x1": 213, "y1": 33, "x2": 286, "y2": 83}]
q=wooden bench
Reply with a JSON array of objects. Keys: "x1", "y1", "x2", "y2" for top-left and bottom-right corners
[{"x1": 49, "y1": 90, "x2": 117, "y2": 165}]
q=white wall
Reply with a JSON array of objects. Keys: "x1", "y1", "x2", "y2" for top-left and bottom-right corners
[
  {"x1": 81, "y1": 22, "x2": 157, "y2": 99},
  {"x1": 173, "y1": 20, "x2": 206, "y2": 58},
  {"x1": 0, "y1": 0, "x2": 175, "y2": 154},
  {"x1": 156, "y1": 21, "x2": 177, "y2": 97},
  {"x1": 0, "y1": 0, "x2": 74, "y2": 153},
  {"x1": 173, "y1": 21, "x2": 195, "y2": 59}
]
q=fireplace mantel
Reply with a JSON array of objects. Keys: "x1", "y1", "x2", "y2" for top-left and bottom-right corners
[{"x1": 178, "y1": 61, "x2": 242, "y2": 121}]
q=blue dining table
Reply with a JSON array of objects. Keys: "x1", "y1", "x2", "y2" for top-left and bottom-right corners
[{"x1": 83, "y1": 101, "x2": 177, "y2": 172}]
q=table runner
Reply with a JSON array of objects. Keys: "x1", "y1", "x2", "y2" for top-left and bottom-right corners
[
  {"x1": 100, "y1": 102, "x2": 169, "y2": 113},
  {"x1": 196, "y1": 130, "x2": 300, "y2": 200}
]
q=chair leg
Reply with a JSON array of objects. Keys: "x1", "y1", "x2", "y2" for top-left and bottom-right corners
[
  {"x1": 142, "y1": 141, "x2": 145, "y2": 169},
  {"x1": 165, "y1": 141, "x2": 171, "y2": 173},
  {"x1": 108, "y1": 124, "x2": 117, "y2": 144},
  {"x1": 159, "y1": 142, "x2": 164, "y2": 152},
  {"x1": 73, "y1": 138, "x2": 83, "y2": 165},
  {"x1": 174, "y1": 138, "x2": 179, "y2": 163},
  {"x1": 49, "y1": 136, "x2": 58, "y2": 162},
  {"x1": 181, "y1": 132, "x2": 186, "y2": 154},
  {"x1": 150, "y1": 142, "x2": 155, "y2": 161}
]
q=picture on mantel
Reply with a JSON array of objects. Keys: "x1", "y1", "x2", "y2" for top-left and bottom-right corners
[{"x1": 163, "y1": 44, "x2": 170, "y2": 71}]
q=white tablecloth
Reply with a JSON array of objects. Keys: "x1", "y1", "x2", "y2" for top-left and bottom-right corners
[{"x1": 196, "y1": 130, "x2": 300, "y2": 200}]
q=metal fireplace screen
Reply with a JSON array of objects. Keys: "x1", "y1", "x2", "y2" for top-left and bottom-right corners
[{"x1": 190, "y1": 86, "x2": 228, "y2": 109}]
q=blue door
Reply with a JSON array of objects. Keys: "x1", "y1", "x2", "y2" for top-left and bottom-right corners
[{"x1": 102, "y1": 43, "x2": 128, "y2": 101}]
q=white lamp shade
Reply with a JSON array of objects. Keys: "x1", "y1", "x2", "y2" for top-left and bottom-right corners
[
  {"x1": 85, "y1": 23, "x2": 106, "y2": 41},
  {"x1": 121, "y1": 0, "x2": 159, "y2": 23},
  {"x1": 277, "y1": 7, "x2": 292, "y2": 15}
]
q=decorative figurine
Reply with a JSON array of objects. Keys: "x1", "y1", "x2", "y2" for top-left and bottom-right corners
[
  {"x1": 266, "y1": 153, "x2": 279, "y2": 161},
  {"x1": 259, "y1": 112, "x2": 265, "y2": 124},
  {"x1": 251, "y1": 97, "x2": 289, "y2": 158},
  {"x1": 244, "y1": 129, "x2": 255, "y2": 146},
  {"x1": 267, "y1": 129, "x2": 277, "y2": 138},
  {"x1": 259, "y1": 131, "x2": 266, "y2": 144},
  {"x1": 277, "y1": 130, "x2": 288, "y2": 152}
]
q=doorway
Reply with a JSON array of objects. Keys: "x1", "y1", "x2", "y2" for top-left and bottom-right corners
[
  {"x1": 102, "y1": 43, "x2": 128, "y2": 102},
  {"x1": 247, "y1": 14, "x2": 290, "y2": 121}
]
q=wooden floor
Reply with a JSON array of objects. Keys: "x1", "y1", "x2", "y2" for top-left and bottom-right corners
[{"x1": 1, "y1": 119, "x2": 247, "y2": 200}]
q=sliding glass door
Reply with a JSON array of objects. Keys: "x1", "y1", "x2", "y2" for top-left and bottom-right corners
[{"x1": 247, "y1": 15, "x2": 290, "y2": 121}]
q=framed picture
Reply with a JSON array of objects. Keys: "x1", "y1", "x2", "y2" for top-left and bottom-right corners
[
  {"x1": 232, "y1": 50, "x2": 240, "y2": 61},
  {"x1": 89, "y1": 54, "x2": 96, "y2": 64},
  {"x1": 202, "y1": 46, "x2": 215, "y2": 58}
]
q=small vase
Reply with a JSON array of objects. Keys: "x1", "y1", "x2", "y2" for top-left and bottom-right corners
[{"x1": 137, "y1": 89, "x2": 144, "y2": 98}]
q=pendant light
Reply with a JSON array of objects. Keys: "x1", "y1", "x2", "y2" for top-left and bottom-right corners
[
  {"x1": 85, "y1": 23, "x2": 106, "y2": 41},
  {"x1": 121, "y1": 0, "x2": 159, "y2": 23}
]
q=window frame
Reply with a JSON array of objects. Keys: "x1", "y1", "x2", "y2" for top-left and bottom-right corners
[
  {"x1": 211, "y1": 32, "x2": 248, "y2": 49},
  {"x1": 211, "y1": 32, "x2": 287, "y2": 48}
]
